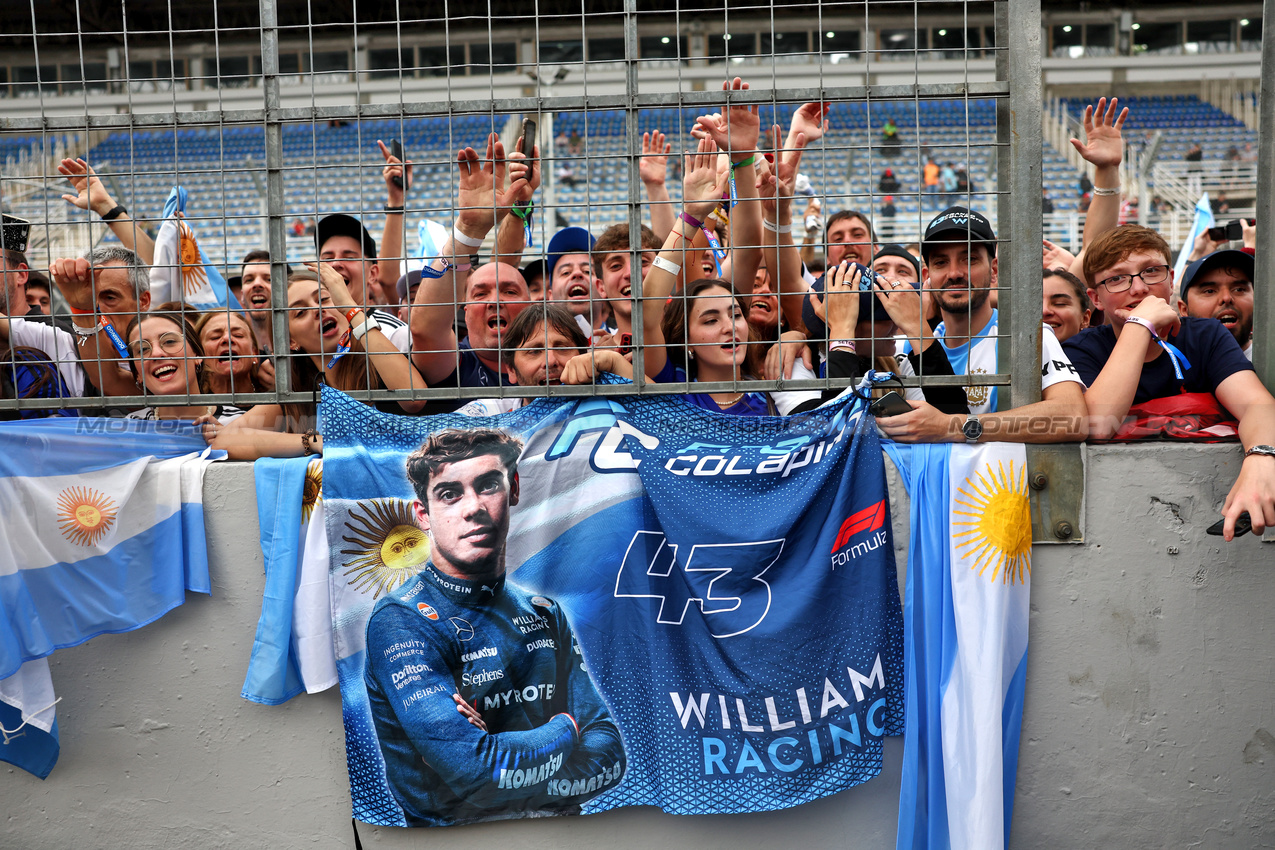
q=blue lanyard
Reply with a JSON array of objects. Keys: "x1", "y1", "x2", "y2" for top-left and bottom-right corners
[{"x1": 1159, "y1": 340, "x2": 1191, "y2": 382}]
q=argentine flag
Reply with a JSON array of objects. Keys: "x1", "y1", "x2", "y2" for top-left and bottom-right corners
[
  {"x1": 885, "y1": 442, "x2": 1032, "y2": 850},
  {"x1": 417, "y1": 218, "x2": 450, "y2": 269},
  {"x1": 241, "y1": 457, "x2": 337, "y2": 705},
  {"x1": 0, "y1": 418, "x2": 219, "y2": 777},
  {"x1": 148, "y1": 186, "x2": 243, "y2": 311},
  {"x1": 1172, "y1": 194, "x2": 1215, "y2": 287}
]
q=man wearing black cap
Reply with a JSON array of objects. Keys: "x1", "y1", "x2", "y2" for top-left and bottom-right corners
[
  {"x1": 0, "y1": 214, "x2": 36, "y2": 319},
  {"x1": 316, "y1": 213, "x2": 411, "y2": 351},
  {"x1": 876, "y1": 206, "x2": 1087, "y2": 444},
  {"x1": 1177, "y1": 249, "x2": 1254, "y2": 360}
]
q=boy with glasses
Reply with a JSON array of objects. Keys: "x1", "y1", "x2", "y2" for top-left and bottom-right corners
[{"x1": 1063, "y1": 225, "x2": 1275, "y2": 539}]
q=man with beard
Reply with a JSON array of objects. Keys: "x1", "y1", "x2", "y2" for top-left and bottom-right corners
[
  {"x1": 877, "y1": 206, "x2": 1087, "y2": 444},
  {"x1": 1177, "y1": 249, "x2": 1254, "y2": 360}
]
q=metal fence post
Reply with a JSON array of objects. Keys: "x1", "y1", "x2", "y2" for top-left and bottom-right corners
[
  {"x1": 1254, "y1": 0, "x2": 1275, "y2": 388},
  {"x1": 996, "y1": 0, "x2": 1044, "y2": 411},
  {"x1": 259, "y1": 0, "x2": 291, "y2": 398}
]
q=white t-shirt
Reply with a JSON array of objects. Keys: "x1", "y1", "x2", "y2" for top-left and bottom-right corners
[
  {"x1": 8, "y1": 318, "x2": 86, "y2": 398},
  {"x1": 126, "y1": 403, "x2": 246, "y2": 424},
  {"x1": 923, "y1": 309, "x2": 1083, "y2": 415},
  {"x1": 369, "y1": 309, "x2": 412, "y2": 353}
]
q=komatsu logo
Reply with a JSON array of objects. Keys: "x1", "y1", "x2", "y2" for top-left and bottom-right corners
[{"x1": 460, "y1": 646, "x2": 497, "y2": 663}]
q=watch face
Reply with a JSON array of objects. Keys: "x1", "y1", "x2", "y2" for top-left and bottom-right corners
[{"x1": 962, "y1": 418, "x2": 982, "y2": 440}]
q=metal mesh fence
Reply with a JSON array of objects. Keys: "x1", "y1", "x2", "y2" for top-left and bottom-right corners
[{"x1": 0, "y1": 0, "x2": 1046, "y2": 418}]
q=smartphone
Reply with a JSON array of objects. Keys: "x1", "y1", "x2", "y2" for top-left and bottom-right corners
[
  {"x1": 520, "y1": 118, "x2": 537, "y2": 159},
  {"x1": 1207, "y1": 219, "x2": 1243, "y2": 242},
  {"x1": 389, "y1": 138, "x2": 405, "y2": 190},
  {"x1": 869, "y1": 391, "x2": 912, "y2": 418},
  {"x1": 1206, "y1": 512, "x2": 1252, "y2": 538}
]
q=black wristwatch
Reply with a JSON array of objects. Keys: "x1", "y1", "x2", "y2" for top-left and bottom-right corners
[{"x1": 962, "y1": 415, "x2": 983, "y2": 443}]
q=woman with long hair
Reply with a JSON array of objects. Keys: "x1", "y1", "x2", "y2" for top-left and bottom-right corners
[
  {"x1": 193, "y1": 309, "x2": 270, "y2": 399},
  {"x1": 123, "y1": 309, "x2": 245, "y2": 435},
  {"x1": 215, "y1": 263, "x2": 427, "y2": 458}
]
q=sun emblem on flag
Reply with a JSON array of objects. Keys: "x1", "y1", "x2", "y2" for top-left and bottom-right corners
[
  {"x1": 178, "y1": 220, "x2": 208, "y2": 296},
  {"x1": 952, "y1": 459, "x2": 1032, "y2": 584},
  {"x1": 301, "y1": 459, "x2": 323, "y2": 523},
  {"x1": 56, "y1": 486, "x2": 119, "y2": 547},
  {"x1": 339, "y1": 498, "x2": 429, "y2": 598}
]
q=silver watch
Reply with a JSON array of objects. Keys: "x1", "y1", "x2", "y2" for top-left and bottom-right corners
[
  {"x1": 961, "y1": 415, "x2": 983, "y2": 443},
  {"x1": 1244, "y1": 444, "x2": 1275, "y2": 459}
]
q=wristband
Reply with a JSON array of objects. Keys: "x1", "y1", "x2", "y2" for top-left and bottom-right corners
[
  {"x1": 830, "y1": 339, "x2": 857, "y2": 353},
  {"x1": 652, "y1": 256, "x2": 681, "y2": 276},
  {"x1": 452, "y1": 227, "x2": 484, "y2": 248},
  {"x1": 383, "y1": 204, "x2": 404, "y2": 213},
  {"x1": 351, "y1": 313, "x2": 380, "y2": 342},
  {"x1": 301, "y1": 429, "x2": 318, "y2": 456},
  {"x1": 510, "y1": 200, "x2": 534, "y2": 220},
  {"x1": 678, "y1": 212, "x2": 704, "y2": 230},
  {"x1": 730, "y1": 155, "x2": 757, "y2": 170},
  {"x1": 345, "y1": 307, "x2": 362, "y2": 325},
  {"x1": 1124, "y1": 316, "x2": 1158, "y2": 338},
  {"x1": 101, "y1": 204, "x2": 127, "y2": 221},
  {"x1": 1091, "y1": 186, "x2": 1120, "y2": 196},
  {"x1": 68, "y1": 305, "x2": 92, "y2": 316},
  {"x1": 446, "y1": 261, "x2": 473, "y2": 273},
  {"x1": 419, "y1": 261, "x2": 447, "y2": 280},
  {"x1": 762, "y1": 218, "x2": 793, "y2": 234}
]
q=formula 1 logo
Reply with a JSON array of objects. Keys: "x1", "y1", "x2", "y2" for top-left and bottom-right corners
[
  {"x1": 830, "y1": 500, "x2": 888, "y2": 568},
  {"x1": 614, "y1": 531, "x2": 783, "y2": 638}
]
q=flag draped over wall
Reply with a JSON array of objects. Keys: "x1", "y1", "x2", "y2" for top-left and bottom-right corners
[
  {"x1": 242, "y1": 456, "x2": 337, "y2": 705},
  {"x1": 0, "y1": 418, "x2": 219, "y2": 778},
  {"x1": 884, "y1": 442, "x2": 1032, "y2": 850},
  {"x1": 320, "y1": 383, "x2": 904, "y2": 828},
  {"x1": 148, "y1": 186, "x2": 243, "y2": 311}
]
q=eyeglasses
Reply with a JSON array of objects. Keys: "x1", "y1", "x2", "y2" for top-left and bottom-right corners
[
  {"x1": 128, "y1": 331, "x2": 187, "y2": 359},
  {"x1": 1096, "y1": 264, "x2": 1170, "y2": 293}
]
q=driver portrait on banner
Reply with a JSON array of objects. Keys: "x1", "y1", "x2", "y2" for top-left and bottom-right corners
[{"x1": 362, "y1": 427, "x2": 627, "y2": 827}]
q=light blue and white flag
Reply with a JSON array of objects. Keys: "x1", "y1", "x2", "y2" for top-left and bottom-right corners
[
  {"x1": 885, "y1": 442, "x2": 1032, "y2": 850},
  {"x1": 417, "y1": 218, "x2": 450, "y2": 269},
  {"x1": 242, "y1": 457, "x2": 337, "y2": 705},
  {"x1": 1173, "y1": 194, "x2": 1215, "y2": 286},
  {"x1": 0, "y1": 417, "x2": 219, "y2": 778},
  {"x1": 148, "y1": 186, "x2": 243, "y2": 311}
]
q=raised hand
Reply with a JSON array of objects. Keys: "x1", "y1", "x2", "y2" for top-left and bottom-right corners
[
  {"x1": 1069, "y1": 96, "x2": 1128, "y2": 170},
  {"x1": 1042, "y1": 238, "x2": 1076, "y2": 271},
  {"x1": 693, "y1": 77, "x2": 760, "y2": 154},
  {"x1": 455, "y1": 134, "x2": 508, "y2": 235},
  {"x1": 58, "y1": 157, "x2": 119, "y2": 217},
  {"x1": 640, "y1": 130, "x2": 671, "y2": 186},
  {"x1": 682, "y1": 138, "x2": 728, "y2": 220},
  {"x1": 500, "y1": 137, "x2": 541, "y2": 207},
  {"x1": 306, "y1": 261, "x2": 356, "y2": 308},
  {"x1": 48, "y1": 257, "x2": 97, "y2": 313},
  {"x1": 788, "y1": 102, "x2": 830, "y2": 148},
  {"x1": 377, "y1": 140, "x2": 412, "y2": 205}
]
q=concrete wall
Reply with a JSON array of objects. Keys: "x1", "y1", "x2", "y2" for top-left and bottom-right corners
[{"x1": 4, "y1": 444, "x2": 1273, "y2": 849}]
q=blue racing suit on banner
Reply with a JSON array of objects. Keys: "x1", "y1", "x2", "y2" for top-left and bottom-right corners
[{"x1": 363, "y1": 561, "x2": 626, "y2": 826}]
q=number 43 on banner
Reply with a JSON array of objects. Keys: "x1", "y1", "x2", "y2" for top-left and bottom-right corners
[{"x1": 613, "y1": 530, "x2": 783, "y2": 639}]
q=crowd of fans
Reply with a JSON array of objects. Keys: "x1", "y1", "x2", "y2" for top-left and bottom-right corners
[{"x1": 0, "y1": 84, "x2": 1270, "y2": 539}]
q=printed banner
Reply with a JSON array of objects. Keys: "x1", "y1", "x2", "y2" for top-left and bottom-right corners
[{"x1": 321, "y1": 382, "x2": 904, "y2": 827}]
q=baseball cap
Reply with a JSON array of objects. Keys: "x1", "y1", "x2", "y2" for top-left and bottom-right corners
[
  {"x1": 921, "y1": 206, "x2": 996, "y2": 260},
  {"x1": 522, "y1": 258, "x2": 548, "y2": 284},
  {"x1": 547, "y1": 227, "x2": 595, "y2": 277},
  {"x1": 316, "y1": 214, "x2": 377, "y2": 259},
  {"x1": 2, "y1": 214, "x2": 30, "y2": 254},
  {"x1": 1179, "y1": 249, "x2": 1254, "y2": 298},
  {"x1": 396, "y1": 268, "x2": 424, "y2": 303},
  {"x1": 872, "y1": 243, "x2": 922, "y2": 280}
]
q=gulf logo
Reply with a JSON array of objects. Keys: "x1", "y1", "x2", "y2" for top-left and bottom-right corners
[{"x1": 417, "y1": 603, "x2": 439, "y2": 621}]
